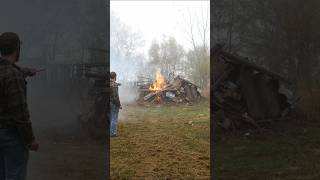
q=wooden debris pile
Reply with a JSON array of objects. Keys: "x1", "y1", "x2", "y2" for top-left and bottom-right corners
[
  {"x1": 136, "y1": 72, "x2": 201, "y2": 104},
  {"x1": 212, "y1": 44, "x2": 298, "y2": 130}
]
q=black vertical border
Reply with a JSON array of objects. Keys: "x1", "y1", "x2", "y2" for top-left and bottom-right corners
[
  {"x1": 210, "y1": 1, "x2": 214, "y2": 179},
  {"x1": 106, "y1": 0, "x2": 110, "y2": 179}
]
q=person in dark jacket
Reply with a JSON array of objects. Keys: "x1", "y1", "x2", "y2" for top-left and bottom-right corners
[
  {"x1": 0, "y1": 32, "x2": 38, "y2": 180},
  {"x1": 110, "y1": 71, "x2": 121, "y2": 137}
]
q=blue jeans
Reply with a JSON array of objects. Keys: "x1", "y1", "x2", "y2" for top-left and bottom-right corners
[
  {"x1": 0, "y1": 128, "x2": 29, "y2": 180},
  {"x1": 110, "y1": 103, "x2": 119, "y2": 136}
]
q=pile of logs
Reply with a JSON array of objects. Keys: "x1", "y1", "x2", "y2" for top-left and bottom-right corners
[{"x1": 136, "y1": 74, "x2": 201, "y2": 104}]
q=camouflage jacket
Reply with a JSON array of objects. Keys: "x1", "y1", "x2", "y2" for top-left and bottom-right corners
[
  {"x1": 110, "y1": 79, "x2": 121, "y2": 107},
  {"x1": 0, "y1": 58, "x2": 35, "y2": 145}
]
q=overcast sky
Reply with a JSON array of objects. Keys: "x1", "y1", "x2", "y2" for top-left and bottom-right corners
[{"x1": 111, "y1": 0, "x2": 210, "y2": 55}]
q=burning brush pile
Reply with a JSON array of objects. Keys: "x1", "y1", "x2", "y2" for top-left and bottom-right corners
[{"x1": 136, "y1": 71, "x2": 201, "y2": 104}]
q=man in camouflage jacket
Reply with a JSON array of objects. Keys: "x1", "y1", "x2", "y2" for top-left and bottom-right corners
[
  {"x1": 0, "y1": 32, "x2": 38, "y2": 180},
  {"x1": 110, "y1": 71, "x2": 121, "y2": 137}
]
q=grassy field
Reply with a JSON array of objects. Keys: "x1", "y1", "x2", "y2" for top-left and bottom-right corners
[
  {"x1": 214, "y1": 120, "x2": 320, "y2": 180},
  {"x1": 110, "y1": 100, "x2": 210, "y2": 179}
]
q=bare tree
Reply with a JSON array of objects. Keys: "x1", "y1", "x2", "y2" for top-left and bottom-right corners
[{"x1": 181, "y1": 4, "x2": 210, "y2": 93}]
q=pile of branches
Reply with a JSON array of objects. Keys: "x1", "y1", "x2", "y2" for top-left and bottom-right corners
[
  {"x1": 136, "y1": 74, "x2": 201, "y2": 104},
  {"x1": 212, "y1": 44, "x2": 299, "y2": 131}
]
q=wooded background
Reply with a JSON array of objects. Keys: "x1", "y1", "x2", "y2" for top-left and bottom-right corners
[
  {"x1": 1, "y1": 0, "x2": 108, "y2": 76},
  {"x1": 212, "y1": 0, "x2": 320, "y2": 85},
  {"x1": 111, "y1": 7, "x2": 210, "y2": 96}
]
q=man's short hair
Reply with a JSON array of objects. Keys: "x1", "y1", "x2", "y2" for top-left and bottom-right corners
[
  {"x1": 110, "y1": 72, "x2": 117, "y2": 79},
  {"x1": 0, "y1": 32, "x2": 21, "y2": 56}
]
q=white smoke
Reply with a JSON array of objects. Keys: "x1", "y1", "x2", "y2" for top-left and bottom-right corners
[{"x1": 111, "y1": 53, "x2": 147, "y2": 104}]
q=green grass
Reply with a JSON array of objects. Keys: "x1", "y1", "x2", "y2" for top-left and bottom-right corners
[
  {"x1": 110, "y1": 100, "x2": 210, "y2": 179},
  {"x1": 214, "y1": 121, "x2": 320, "y2": 180}
]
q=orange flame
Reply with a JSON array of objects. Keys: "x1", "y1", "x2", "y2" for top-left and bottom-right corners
[{"x1": 149, "y1": 70, "x2": 166, "y2": 91}]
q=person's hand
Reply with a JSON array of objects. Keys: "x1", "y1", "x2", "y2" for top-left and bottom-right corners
[
  {"x1": 25, "y1": 68, "x2": 37, "y2": 77},
  {"x1": 29, "y1": 69, "x2": 37, "y2": 76},
  {"x1": 25, "y1": 68, "x2": 45, "y2": 77},
  {"x1": 28, "y1": 140, "x2": 39, "y2": 151},
  {"x1": 119, "y1": 105, "x2": 122, "y2": 109}
]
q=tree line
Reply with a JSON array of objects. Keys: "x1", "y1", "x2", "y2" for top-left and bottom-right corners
[
  {"x1": 212, "y1": 0, "x2": 320, "y2": 86},
  {"x1": 0, "y1": 0, "x2": 108, "y2": 66},
  {"x1": 111, "y1": 9, "x2": 210, "y2": 96}
]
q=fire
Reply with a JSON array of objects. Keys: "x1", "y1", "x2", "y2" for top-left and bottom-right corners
[{"x1": 149, "y1": 70, "x2": 166, "y2": 91}]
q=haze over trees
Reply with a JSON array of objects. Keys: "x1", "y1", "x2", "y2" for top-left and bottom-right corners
[
  {"x1": 111, "y1": 6, "x2": 210, "y2": 95},
  {"x1": 212, "y1": 0, "x2": 320, "y2": 85},
  {"x1": 110, "y1": 11, "x2": 145, "y2": 82}
]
